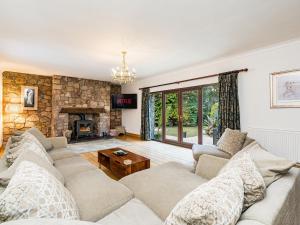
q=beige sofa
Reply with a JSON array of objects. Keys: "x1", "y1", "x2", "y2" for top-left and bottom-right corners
[{"x1": 1, "y1": 136, "x2": 300, "y2": 225}]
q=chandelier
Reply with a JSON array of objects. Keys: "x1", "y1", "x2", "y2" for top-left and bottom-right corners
[{"x1": 112, "y1": 51, "x2": 136, "y2": 84}]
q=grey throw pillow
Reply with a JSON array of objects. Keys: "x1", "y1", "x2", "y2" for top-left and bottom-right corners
[
  {"x1": 27, "y1": 127, "x2": 53, "y2": 151},
  {"x1": 217, "y1": 128, "x2": 247, "y2": 156},
  {"x1": 236, "y1": 141, "x2": 295, "y2": 186},
  {"x1": 0, "y1": 149, "x2": 64, "y2": 186}
]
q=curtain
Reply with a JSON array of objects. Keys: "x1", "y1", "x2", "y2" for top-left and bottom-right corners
[
  {"x1": 141, "y1": 88, "x2": 153, "y2": 140},
  {"x1": 218, "y1": 71, "x2": 240, "y2": 136}
]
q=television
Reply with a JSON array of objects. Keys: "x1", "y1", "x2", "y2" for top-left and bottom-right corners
[{"x1": 111, "y1": 94, "x2": 137, "y2": 109}]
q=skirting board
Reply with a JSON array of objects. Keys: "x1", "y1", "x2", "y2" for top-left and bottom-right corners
[
  {"x1": 126, "y1": 132, "x2": 141, "y2": 139},
  {"x1": 247, "y1": 127, "x2": 300, "y2": 163}
]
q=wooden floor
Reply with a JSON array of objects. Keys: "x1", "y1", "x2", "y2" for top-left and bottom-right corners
[{"x1": 80, "y1": 135, "x2": 194, "y2": 179}]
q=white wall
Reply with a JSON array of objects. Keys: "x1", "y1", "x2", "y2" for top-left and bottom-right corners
[{"x1": 122, "y1": 39, "x2": 300, "y2": 161}]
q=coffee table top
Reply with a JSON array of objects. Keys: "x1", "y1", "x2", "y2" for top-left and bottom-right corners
[{"x1": 98, "y1": 147, "x2": 150, "y2": 165}]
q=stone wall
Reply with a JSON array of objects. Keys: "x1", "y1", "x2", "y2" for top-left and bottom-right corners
[
  {"x1": 2, "y1": 71, "x2": 52, "y2": 144},
  {"x1": 52, "y1": 75, "x2": 122, "y2": 137},
  {"x1": 110, "y1": 85, "x2": 122, "y2": 129},
  {"x1": 2, "y1": 72, "x2": 122, "y2": 144}
]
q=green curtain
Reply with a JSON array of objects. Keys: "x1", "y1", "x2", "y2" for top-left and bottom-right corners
[
  {"x1": 218, "y1": 71, "x2": 240, "y2": 135},
  {"x1": 141, "y1": 88, "x2": 152, "y2": 140}
]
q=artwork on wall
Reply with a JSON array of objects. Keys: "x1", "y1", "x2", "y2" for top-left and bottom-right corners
[
  {"x1": 21, "y1": 86, "x2": 38, "y2": 110},
  {"x1": 270, "y1": 69, "x2": 300, "y2": 108}
]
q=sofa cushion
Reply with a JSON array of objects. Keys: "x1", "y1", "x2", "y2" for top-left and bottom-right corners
[
  {"x1": 98, "y1": 198, "x2": 163, "y2": 225},
  {"x1": 217, "y1": 128, "x2": 247, "y2": 156},
  {"x1": 192, "y1": 144, "x2": 231, "y2": 161},
  {"x1": 0, "y1": 161, "x2": 79, "y2": 223},
  {"x1": 49, "y1": 149, "x2": 78, "y2": 161},
  {"x1": 195, "y1": 154, "x2": 229, "y2": 180},
  {"x1": 240, "y1": 167, "x2": 300, "y2": 225},
  {"x1": 54, "y1": 156, "x2": 96, "y2": 180},
  {"x1": 242, "y1": 136, "x2": 255, "y2": 149},
  {"x1": 164, "y1": 169, "x2": 244, "y2": 225},
  {"x1": 0, "y1": 149, "x2": 64, "y2": 186},
  {"x1": 1, "y1": 219, "x2": 97, "y2": 225},
  {"x1": 120, "y1": 162, "x2": 208, "y2": 220},
  {"x1": 237, "y1": 141, "x2": 295, "y2": 186},
  {"x1": 27, "y1": 127, "x2": 53, "y2": 151},
  {"x1": 65, "y1": 169, "x2": 133, "y2": 222},
  {"x1": 5, "y1": 133, "x2": 53, "y2": 167},
  {"x1": 220, "y1": 152, "x2": 266, "y2": 209}
]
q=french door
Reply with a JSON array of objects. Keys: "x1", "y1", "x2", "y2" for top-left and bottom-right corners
[{"x1": 151, "y1": 84, "x2": 218, "y2": 148}]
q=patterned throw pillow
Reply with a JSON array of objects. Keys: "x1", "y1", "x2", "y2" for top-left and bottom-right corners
[
  {"x1": 5, "y1": 133, "x2": 53, "y2": 167},
  {"x1": 219, "y1": 152, "x2": 266, "y2": 209},
  {"x1": 217, "y1": 128, "x2": 247, "y2": 156},
  {"x1": 164, "y1": 170, "x2": 244, "y2": 225},
  {"x1": 0, "y1": 161, "x2": 79, "y2": 222},
  {"x1": 0, "y1": 149, "x2": 64, "y2": 187}
]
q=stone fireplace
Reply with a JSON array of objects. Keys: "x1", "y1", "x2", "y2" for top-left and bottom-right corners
[{"x1": 60, "y1": 107, "x2": 107, "y2": 141}]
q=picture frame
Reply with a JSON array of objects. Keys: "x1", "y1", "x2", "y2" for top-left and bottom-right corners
[
  {"x1": 21, "y1": 86, "x2": 38, "y2": 110},
  {"x1": 270, "y1": 69, "x2": 300, "y2": 108}
]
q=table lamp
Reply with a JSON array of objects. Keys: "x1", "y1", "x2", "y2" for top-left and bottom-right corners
[{"x1": 5, "y1": 104, "x2": 22, "y2": 132}]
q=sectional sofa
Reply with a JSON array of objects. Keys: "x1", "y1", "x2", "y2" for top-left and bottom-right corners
[{"x1": 1, "y1": 133, "x2": 299, "y2": 225}]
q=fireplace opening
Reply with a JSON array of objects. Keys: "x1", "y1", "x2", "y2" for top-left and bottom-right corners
[{"x1": 74, "y1": 113, "x2": 97, "y2": 141}]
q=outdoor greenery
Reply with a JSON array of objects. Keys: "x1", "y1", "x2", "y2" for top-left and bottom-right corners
[{"x1": 152, "y1": 85, "x2": 219, "y2": 140}]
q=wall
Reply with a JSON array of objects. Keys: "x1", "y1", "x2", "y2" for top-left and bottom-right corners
[
  {"x1": 110, "y1": 85, "x2": 122, "y2": 129},
  {"x1": 122, "y1": 39, "x2": 300, "y2": 161},
  {"x1": 0, "y1": 71, "x2": 3, "y2": 147},
  {"x1": 2, "y1": 71, "x2": 52, "y2": 144}
]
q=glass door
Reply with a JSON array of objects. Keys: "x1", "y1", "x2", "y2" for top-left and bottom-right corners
[
  {"x1": 164, "y1": 91, "x2": 179, "y2": 143},
  {"x1": 181, "y1": 89, "x2": 200, "y2": 145}
]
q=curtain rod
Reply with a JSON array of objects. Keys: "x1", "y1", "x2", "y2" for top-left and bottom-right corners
[{"x1": 139, "y1": 68, "x2": 248, "y2": 90}]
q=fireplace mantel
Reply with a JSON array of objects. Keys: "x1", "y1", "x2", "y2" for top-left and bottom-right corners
[{"x1": 60, "y1": 107, "x2": 106, "y2": 114}]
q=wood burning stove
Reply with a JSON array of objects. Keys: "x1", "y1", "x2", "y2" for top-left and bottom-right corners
[{"x1": 74, "y1": 114, "x2": 96, "y2": 141}]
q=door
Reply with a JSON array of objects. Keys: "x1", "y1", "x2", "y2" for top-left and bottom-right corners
[{"x1": 151, "y1": 84, "x2": 219, "y2": 147}]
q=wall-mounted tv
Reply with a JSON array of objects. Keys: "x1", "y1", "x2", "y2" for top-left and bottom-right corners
[{"x1": 111, "y1": 94, "x2": 137, "y2": 109}]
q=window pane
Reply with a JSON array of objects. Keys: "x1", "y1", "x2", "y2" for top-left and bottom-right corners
[
  {"x1": 165, "y1": 92, "x2": 178, "y2": 141},
  {"x1": 152, "y1": 92, "x2": 162, "y2": 141},
  {"x1": 202, "y1": 85, "x2": 219, "y2": 145},
  {"x1": 182, "y1": 90, "x2": 198, "y2": 144}
]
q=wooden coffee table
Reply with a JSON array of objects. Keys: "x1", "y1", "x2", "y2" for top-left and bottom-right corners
[{"x1": 98, "y1": 147, "x2": 150, "y2": 179}]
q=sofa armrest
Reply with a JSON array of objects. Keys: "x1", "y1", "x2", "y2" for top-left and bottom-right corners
[
  {"x1": 195, "y1": 154, "x2": 229, "y2": 180},
  {"x1": 192, "y1": 144, "x2": 231, "y2": 161},
  {"x1": 236, "y1": 220, "x2": 265, "y2": 225},
  {"x1": 47, "y1": 137, "x2": 68, "y2": 149}
]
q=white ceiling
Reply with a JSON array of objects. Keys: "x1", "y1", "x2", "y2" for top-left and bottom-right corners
[{"x1": 0, "y1": 0, "x2": 300, "y2": 81}]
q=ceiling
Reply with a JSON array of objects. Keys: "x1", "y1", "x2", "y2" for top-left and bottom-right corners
[{"x1": 0, "y1": 0, "x2": 300, "y2": 81}]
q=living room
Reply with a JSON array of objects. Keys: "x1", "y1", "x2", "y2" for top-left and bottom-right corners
[{"x1": 0, "y1": 1, "x2": 300, "y2": 225}]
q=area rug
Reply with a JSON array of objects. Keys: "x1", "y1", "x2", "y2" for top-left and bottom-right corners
[{"x1": 67, "y1": 138, "x2": 132, "y2": 153}]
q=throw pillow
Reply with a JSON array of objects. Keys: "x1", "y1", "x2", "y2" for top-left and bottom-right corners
[
  {"x1": 0, "y1": 149, "x2": 64, "y2": 187},
  {"x1": 219, "y1": 152, "x2": 266, "y2": 209},
  {"x1": 0, "y1": 161, "x2": 79, "y2": 222},
  {"x1": 164, "y1": 169, "x2": 244, "y2": 225},
  {"x1": 242, "y1": 136, "x2": 255, "y2": 149},
  {"x1": 5, "y1": 133, "x2": 53, "y2": 167},
  {"x1": 27, "y1": 127, "x2": 53, "y2": 151},
  {"x1": 217, "y1": 128, "x2": 247, "y2": 156},
  {"x1": 236, "y1": 141, "x2": 295, "y2": 186}
]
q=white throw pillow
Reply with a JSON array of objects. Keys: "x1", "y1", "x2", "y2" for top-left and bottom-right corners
[
  {"x1": 0, "y1": 161, "x2": 79, "y2": 222},
  {"x1": 5, "y1": 133, "x2": 53, "y2": 166},
  {"x1": 219, "y1": 152, "x2": 266, "y2": 209},
  {"x1": 164, "y1": 169, "x2": 244, "y2": 225}
]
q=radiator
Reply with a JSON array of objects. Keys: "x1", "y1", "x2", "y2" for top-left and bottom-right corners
[{"x1": 247, "y1": 127, "x2": 300, "y2": 163}]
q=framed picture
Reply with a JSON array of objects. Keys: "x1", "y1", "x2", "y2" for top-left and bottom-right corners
[
  {"x1": 270, "y1": 69, "x2": 300, "y2": 108},
  {"x1": 21, "y1": 86, "x2": 38, "y2": 110}
]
